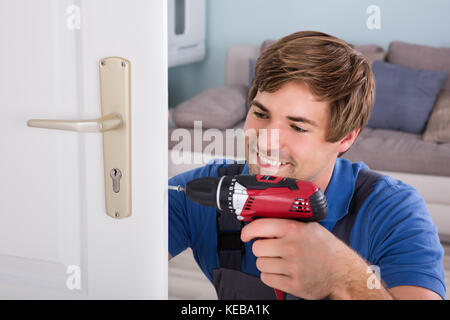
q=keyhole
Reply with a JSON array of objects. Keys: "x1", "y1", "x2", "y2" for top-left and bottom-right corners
[{"x1": 110, "y1": 168, "x2": 122, "y2": 193}]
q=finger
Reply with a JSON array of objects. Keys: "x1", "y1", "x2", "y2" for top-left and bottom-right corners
[
  {"x1": 252, "y1": 238, "x2": 285, "y2": 258},
  {"x1": 256, "y1": 257, "x2": 290, "y2": 276},
  {"x1": 241, "y1": 218, "x2": 295, "y2": 242},
  {"x1": 260, "y1": 272, "x2": 293, "y2": 292}
]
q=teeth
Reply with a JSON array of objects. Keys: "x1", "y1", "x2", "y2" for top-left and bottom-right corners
[{"x1": 257, "y1": 152, "x2": 287, "y2": 167}]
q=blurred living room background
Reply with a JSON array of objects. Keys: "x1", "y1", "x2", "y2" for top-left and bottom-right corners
[{"x1": 167, "y1": 0, "x2": 450, "y2": 299}]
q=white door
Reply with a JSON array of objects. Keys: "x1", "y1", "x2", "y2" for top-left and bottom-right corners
[{"x1": 0, "y1": 0, "x2": 168, "y2": 299}]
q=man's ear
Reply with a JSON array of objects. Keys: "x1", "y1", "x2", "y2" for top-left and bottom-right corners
[{"x1": 337, "y1": 128, "x2": 360, "y2": 154}]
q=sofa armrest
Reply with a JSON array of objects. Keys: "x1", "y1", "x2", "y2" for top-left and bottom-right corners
[{"x1": 225, "y1": 44, "x2": 260, "y2": 88}]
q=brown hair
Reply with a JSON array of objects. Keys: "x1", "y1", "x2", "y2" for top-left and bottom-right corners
[{"x1": 248, "y1": 31, "x2": 375, "y2": 142}]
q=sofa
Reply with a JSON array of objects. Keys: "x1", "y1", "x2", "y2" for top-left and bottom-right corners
[{"x1": 169, "y1": 40, "x2": 450, "y2": 240}]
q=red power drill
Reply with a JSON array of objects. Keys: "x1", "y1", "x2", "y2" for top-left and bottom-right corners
[{"x1": 169, "y1": 174, "x2": 328, "y2": 299}]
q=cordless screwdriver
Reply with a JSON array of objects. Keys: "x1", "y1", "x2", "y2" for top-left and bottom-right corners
[
  {"x1": 169, "y1": 173, "x2": 328, "y2": 299},
  {"x1": 169, "y1": 174, "x2": 328, "y2": 222}
]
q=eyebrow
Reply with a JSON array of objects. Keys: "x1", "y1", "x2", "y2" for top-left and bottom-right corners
[{"x1": 251, "y1": 100, "x2": 318, "y2": 127}]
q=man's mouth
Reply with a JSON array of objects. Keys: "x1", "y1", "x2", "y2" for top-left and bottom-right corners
[{"x1": 256, "y1": 150, "x2": 291, "y2": 169}]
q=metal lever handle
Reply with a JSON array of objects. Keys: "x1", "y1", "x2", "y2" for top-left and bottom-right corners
[{"x1": 27, "y1": 112, "x2": 122, "y2": 132}]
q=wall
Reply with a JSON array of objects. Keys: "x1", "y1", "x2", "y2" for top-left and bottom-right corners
[{"x1": 168, "y1": 0, "x2": 450, "y2": 108}]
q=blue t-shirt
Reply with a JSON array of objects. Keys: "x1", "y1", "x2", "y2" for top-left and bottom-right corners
[{"x1": 169, "y1": 158, "x2": 446, "y2": 299}]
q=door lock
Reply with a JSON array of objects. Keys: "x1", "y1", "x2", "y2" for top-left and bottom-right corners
[{"x1": 27, "y1": 57, "x2": 132, "y2": 219}]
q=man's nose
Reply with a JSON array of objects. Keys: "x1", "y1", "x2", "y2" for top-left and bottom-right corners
[{"x1": 257, "y1": 126, "x2": 285, "y2": 157}]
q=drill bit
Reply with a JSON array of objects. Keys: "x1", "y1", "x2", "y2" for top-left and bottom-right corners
[{"x1": 168, "y1": 185, "x2": 185, "y2": 192}]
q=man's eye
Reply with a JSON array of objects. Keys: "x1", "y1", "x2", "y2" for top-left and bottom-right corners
[
  {"x1": 291, "y1": 125, "x2": 307, "y2": 133},
  {"x1": 253, "y1": 111, "x2": 268, "y2": 119}
]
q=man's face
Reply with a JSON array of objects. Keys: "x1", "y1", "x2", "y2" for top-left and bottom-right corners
[{"x1": 244, "y1": 81, "x2": 355, "y2": 190}]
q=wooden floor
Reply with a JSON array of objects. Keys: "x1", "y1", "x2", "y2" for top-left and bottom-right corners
[{"x1": 169, "y1": 243, "x2": 450, "y2": 300}]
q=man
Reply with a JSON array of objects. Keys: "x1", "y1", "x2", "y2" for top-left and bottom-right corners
[{"x1": 168, "y1": 31, "x2": 446, "y2": 300}]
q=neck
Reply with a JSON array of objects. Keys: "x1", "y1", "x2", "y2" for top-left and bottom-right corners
[{"x1": 313, "y1": 158, "x2": 337, "y2": 193}]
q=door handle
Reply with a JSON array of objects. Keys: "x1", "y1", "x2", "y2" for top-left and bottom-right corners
[
  {"x1": 27, "y1": 57, "x2": 132, "y2": 219},
  {"x1": 27, "y1": 113, "x2": 122, "y2": 132}
]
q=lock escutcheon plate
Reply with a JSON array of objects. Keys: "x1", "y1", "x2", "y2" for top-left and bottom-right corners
[{"x1": 100, "y1": 57, "x2": 132, "y2": 218}]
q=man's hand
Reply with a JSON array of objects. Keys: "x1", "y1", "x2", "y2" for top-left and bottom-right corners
[{"x1": 241, "y1": 218, "x2": 392, "y2": 300}]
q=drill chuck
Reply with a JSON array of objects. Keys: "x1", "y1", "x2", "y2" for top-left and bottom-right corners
[{"x1": 185, "y1": 177, "x2": 220, "y2": 208}]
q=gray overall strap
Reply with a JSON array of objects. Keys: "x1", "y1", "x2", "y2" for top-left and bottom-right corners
[
  {"x1": 216, "y1": 163, "x2": 246, "y2": 270},
  {"x1": 214, "y1": 163, "x2": 277, "y2": 299},
  {"x1": 331, "y1": 169, "x2": 382, "y2": 245}
]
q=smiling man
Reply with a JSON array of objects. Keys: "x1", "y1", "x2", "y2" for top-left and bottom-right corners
[{"x1": 168, "y1": 31, "x2": 446, "y2": 300}]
